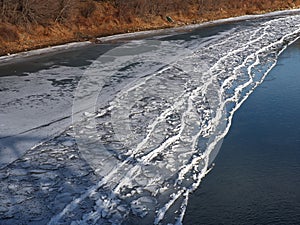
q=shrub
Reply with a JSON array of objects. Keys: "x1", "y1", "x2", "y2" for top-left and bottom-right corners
[
  {"x1": 0, "y1": 0, "x2": 77, "y2": 25},
  {"x1": 0, "y1": 25, "x2": 19, "y2": 42},
  {"x1": 80, "y1": 0, "x2": 97, "y2": 18}
]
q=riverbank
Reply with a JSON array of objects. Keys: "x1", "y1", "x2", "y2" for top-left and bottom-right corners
[{"x1": 1, "y1": 0, "x2": 300, "y2": 56}]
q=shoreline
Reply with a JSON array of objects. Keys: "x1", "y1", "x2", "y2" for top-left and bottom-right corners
[{"x1": 1, "y1": 8, "x2": 300, "y2": 64}]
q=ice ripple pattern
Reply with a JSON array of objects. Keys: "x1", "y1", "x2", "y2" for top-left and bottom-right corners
[{"x1": 49, "y1": 15, "x2": 300, "y2": 225}]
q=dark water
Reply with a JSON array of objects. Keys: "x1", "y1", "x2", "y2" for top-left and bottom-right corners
[
  {"x1": 0, "y1": 44, "x2": 119, "y2": 77},
  {"x1": 184, "y1": 40, "x2": 300, "y2": 224}
]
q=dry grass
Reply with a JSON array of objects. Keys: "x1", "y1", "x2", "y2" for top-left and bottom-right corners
[{"x1": 1, "y1": 0, "x2": 300, "y2": 56}]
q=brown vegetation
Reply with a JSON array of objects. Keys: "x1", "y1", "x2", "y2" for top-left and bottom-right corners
[{"x1": 1, "y1": 0, "x2": 300, "y2": 56}]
